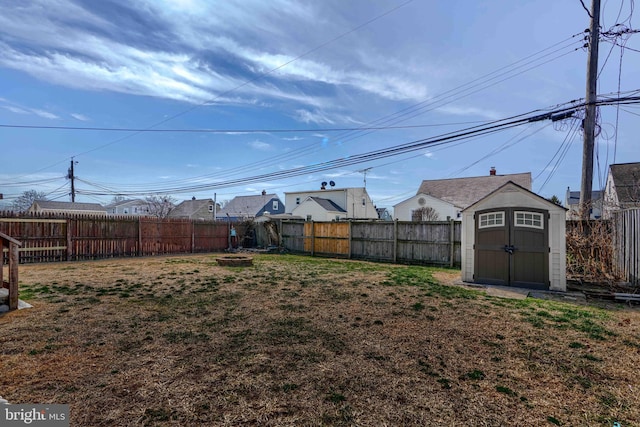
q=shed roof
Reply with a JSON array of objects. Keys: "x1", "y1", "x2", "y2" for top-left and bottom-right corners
[
  {"x1": 417, "y1": 172, "x2": 531, "y2": 209},
  {"x1": 463, "y1": 180, "x2": 567, "y2": 212},
  {"x1": 610, "y1": 162, "x2": 640, "y2": 204}
]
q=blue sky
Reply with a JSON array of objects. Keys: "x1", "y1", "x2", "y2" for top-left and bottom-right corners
[{"x1": 1, "y1": 0, "x2": 639, "y2": 211}]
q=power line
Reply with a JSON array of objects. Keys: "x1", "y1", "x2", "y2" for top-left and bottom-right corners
[{"x1": 72, "y1": 94, "x2": 640, "y2": 197}]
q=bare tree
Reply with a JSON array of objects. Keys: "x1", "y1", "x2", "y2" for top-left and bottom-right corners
[
  {"x1": 145, "y1": 195, "x2": 176, "y2": 218},
  {"x1": 12, "y1": 190, "x2": 48, "y2": 212},
  {"x1": 411, "y1": 206, "x2": 440, "y2": 222}
]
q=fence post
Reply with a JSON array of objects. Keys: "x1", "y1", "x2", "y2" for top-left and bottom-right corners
[
  {"x1": 348, "y1": 220, "x2": 352, "y2": 259},
  {"x1": 191, "y1": 221, "x2": 195, "y2": 254},
  {"x1": 66, "y1": 218, "x2": 72, "y2": 261},
  {"x1": 137, "y1": 217, "x2": 142, "y2": 257},
  {"x1": 9, "y1": 241, "x2": 19, "y2": 310},
  {"x1": 310, "y1": 221, "x2": 315, "y2": 257},
  {"x1": 393, "y1": 220, "x2": 398, "y2": 263},
  {"x1": 449, "y1": 219, "x2": 455, "y2": 268}
]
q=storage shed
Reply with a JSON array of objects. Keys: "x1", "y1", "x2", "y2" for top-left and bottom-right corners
[{"x1": 461, "y1": 181, "x2": 567, "y2": 291}]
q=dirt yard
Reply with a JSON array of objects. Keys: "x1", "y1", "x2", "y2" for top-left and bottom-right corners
[{"x1": 1, "y1": 254, "x2": 639, "y2": 426}]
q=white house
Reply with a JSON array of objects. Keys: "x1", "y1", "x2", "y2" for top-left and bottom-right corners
[
  {"x1": 393, "y1": 193, "x2": 460, "y2": 221},
  {"x1": 394, "y1": 168, "x2": 532, "y2": 221},
  {"x1": 564, "y1": 188, "x2": 603, "y2": 219},
  {"x1": 105, "y1": 199, "x2": 150, "y2": 216},
  {"x1": 603, "y1": 162, "x2": 640, "y2": 219},
  {"x1": 284, "y1": 187, "x2": 378, "y2": 221}
]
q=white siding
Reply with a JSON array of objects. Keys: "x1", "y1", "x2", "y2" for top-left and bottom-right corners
[
  {"x1": 461, "y1": 183, "x2": 567, "y2": 291},
  {"x1": 393, "y1": 193, "x2": 459, "y2": 221}
]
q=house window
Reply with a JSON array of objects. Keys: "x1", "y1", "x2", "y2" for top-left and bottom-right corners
[
  {"x1": 514, "y1": 211, "x2": 543, "y2": 229},
  {"x1": 306, "y1": 215, "x2": 312, "y2": 221},
  {"x1": 134, "y1": 207, "x2": 138, "y2": 213},
  {"x1": 296, "y1": 197, "x2": 300, "y2": 205},
  {"x1": 123, "y1": 209, "x2": 129, "y2": 214},
  {"x1": 478, "y1": 211, "x2": 504, "y2": 228},
  {"x1": 362, "y1": 198, "x2": 366, "y2": 206},
  {"x1": 208, "y1": 204, "x2": 214, "y2": 212},
  {"x1": 272, "y1": 200, "x2": 279, "y2": 211}
]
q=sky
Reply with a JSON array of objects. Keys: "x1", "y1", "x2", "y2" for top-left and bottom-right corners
[{"x1": 1, "y1": 0, "x2": 639, "y2": 213}]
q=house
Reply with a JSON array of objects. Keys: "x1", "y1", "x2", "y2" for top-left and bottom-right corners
[
  {"x1": 28, "y1": 200, "x2": 106, "y2": 216},
  {"x1": 461, "y1": 181, "x2": 567, "y2": 291},
  {"x1": 394, "y1": 193, "x2": 460, "y2": 221},
  {"x1": 284, "y1": 187, "x2": 378, "y2": 221},
  {"x1": 217, "y1": 191, "x2": 284, "y2": 221},
  {"x1": 105, "y1": 198, "x2": 150, "y2": 216},
  {"x1": 376, "y1": 207, "x2": 392, "y2": 221},
  {"x1": 603, "y1": 162, "x2": 640, "y2": 219},
  {"x1": 169, "y1": 198, "x2": 216, "y2": 220},
  {"x1": 564, "y1": 188, "x2": 603, "y2": 219},
  {"x1": 394, "y1": 168, "x2": 532, "y2": 221}
]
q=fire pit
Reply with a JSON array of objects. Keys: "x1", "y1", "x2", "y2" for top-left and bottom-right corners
[{"x1": 216, "y1": 256, "x2": 253, "y2": 267}]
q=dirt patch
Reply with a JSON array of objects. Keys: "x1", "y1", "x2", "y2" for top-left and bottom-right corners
[{"x1": 1, "y1": 254, "x2": 639, "y2": 426}]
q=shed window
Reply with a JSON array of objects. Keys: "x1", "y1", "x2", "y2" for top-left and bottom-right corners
[
  {"x1": 478, "y1": 211, "x2": 504, "y2": 228},
  {"x1": 514, "y1": 211, "x2": 543, "y2": 229}
]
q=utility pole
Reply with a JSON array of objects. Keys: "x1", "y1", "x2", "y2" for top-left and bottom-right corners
[
  {"x1": 68, "y1": 158, "x2": 77, "y2": 203},
  {"x1": 579, "y1": 0, "x2": 601, "y2": 220}
]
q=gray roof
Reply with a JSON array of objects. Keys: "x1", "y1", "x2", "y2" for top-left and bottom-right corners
[
  {"x1": 417, "y1": 172, "x2": 531, "y2": 209},
  {"x1": 610, "y1": 162, "x2": 640, "y2": 204},
  {"x1": 218, "y1": 194, "x2": 279, "y2": 216},
  {"x1": 308, "y1": 197, "x2": 346, "y2": 212},
  {"x1": 567, "y1": 190, "x2": 603, "y2": 205},
  {"x1": 33, "y1": 200, "x2": 105, "y2": 212},
  {"x1": 170, "y1": 199, "x2": 212, "y2": 218}
]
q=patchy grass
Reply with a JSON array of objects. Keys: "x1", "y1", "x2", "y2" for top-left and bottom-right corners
[{"x1": 1, "y1": 254, "x2": 640, "y2": 426}]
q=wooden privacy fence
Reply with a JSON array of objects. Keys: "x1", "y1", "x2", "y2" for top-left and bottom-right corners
[
  {"x1": 613, "y1": 208, "x2": 640, "y2": 286},
  {"x1": 281, "y1": 220, "x2": 461, "y2": 267},
  {"x1": 0, "y1": 212, "x2": 245, "y2": 263}
]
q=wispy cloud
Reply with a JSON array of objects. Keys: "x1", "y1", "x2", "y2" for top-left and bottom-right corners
[
  {"x1": 2, "y1": 103, "x2": 58, "y2": 119},
  {"x1": 436, "y1": 105, "x2": 502, "y2": 121},
  {"x1": 249, "y1": 140, "x2": 272, "y2": 151},
  {"x1": 71, "y1": 113, "x2": 89, "y2": 121},
  {"x1": 0, "y1": 0, "x2": 429, "y2": 115},
  {"x1": 3, "y1": 106, "x2": 29, "y2": 114}
]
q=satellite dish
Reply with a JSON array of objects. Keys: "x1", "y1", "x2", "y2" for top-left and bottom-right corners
[
  {"x1": 321, "y1": 181, "x2": 328, "y2": 187},
  {"x1": 329, "y1": 181, "x2": 335, "y2": 187}
]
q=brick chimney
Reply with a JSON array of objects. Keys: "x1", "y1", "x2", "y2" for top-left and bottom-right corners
[{"x1": 490, "y1": 166, "x2": 496, "y2": 176}]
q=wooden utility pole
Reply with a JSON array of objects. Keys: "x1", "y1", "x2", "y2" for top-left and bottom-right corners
[
  {"x1": 68, "y1": 158, "x2": 76, "y2": 203},
  {"x1": 579, "y1": 0, "x2": 601, "y2": 219}
]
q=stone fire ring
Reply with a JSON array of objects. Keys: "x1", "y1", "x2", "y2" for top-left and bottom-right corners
[{"x1": 216, "y1": 256, "x2": 253, "y2": 267}]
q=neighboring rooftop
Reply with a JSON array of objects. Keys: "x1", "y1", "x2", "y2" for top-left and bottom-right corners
[
  {"x1": 306, "y1": 197, "x2": 346, "y2": 212},
  {"x1": 29, "y1": 200, "x2": 106, "y2": 213},
  {"x1": 417, "y1": 168, "x2": 532, "y2": 209},
  {"x1": 610, "y1": 162, "x2": 640, "y2": 204},
  {"x1": 218, "y1": 193, "x2": 279, "y2": 217}
]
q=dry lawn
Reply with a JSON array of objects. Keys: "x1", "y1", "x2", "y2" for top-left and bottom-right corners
[{"x1": 1, "y1": 254, "x2": 640, "y2": 426}]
